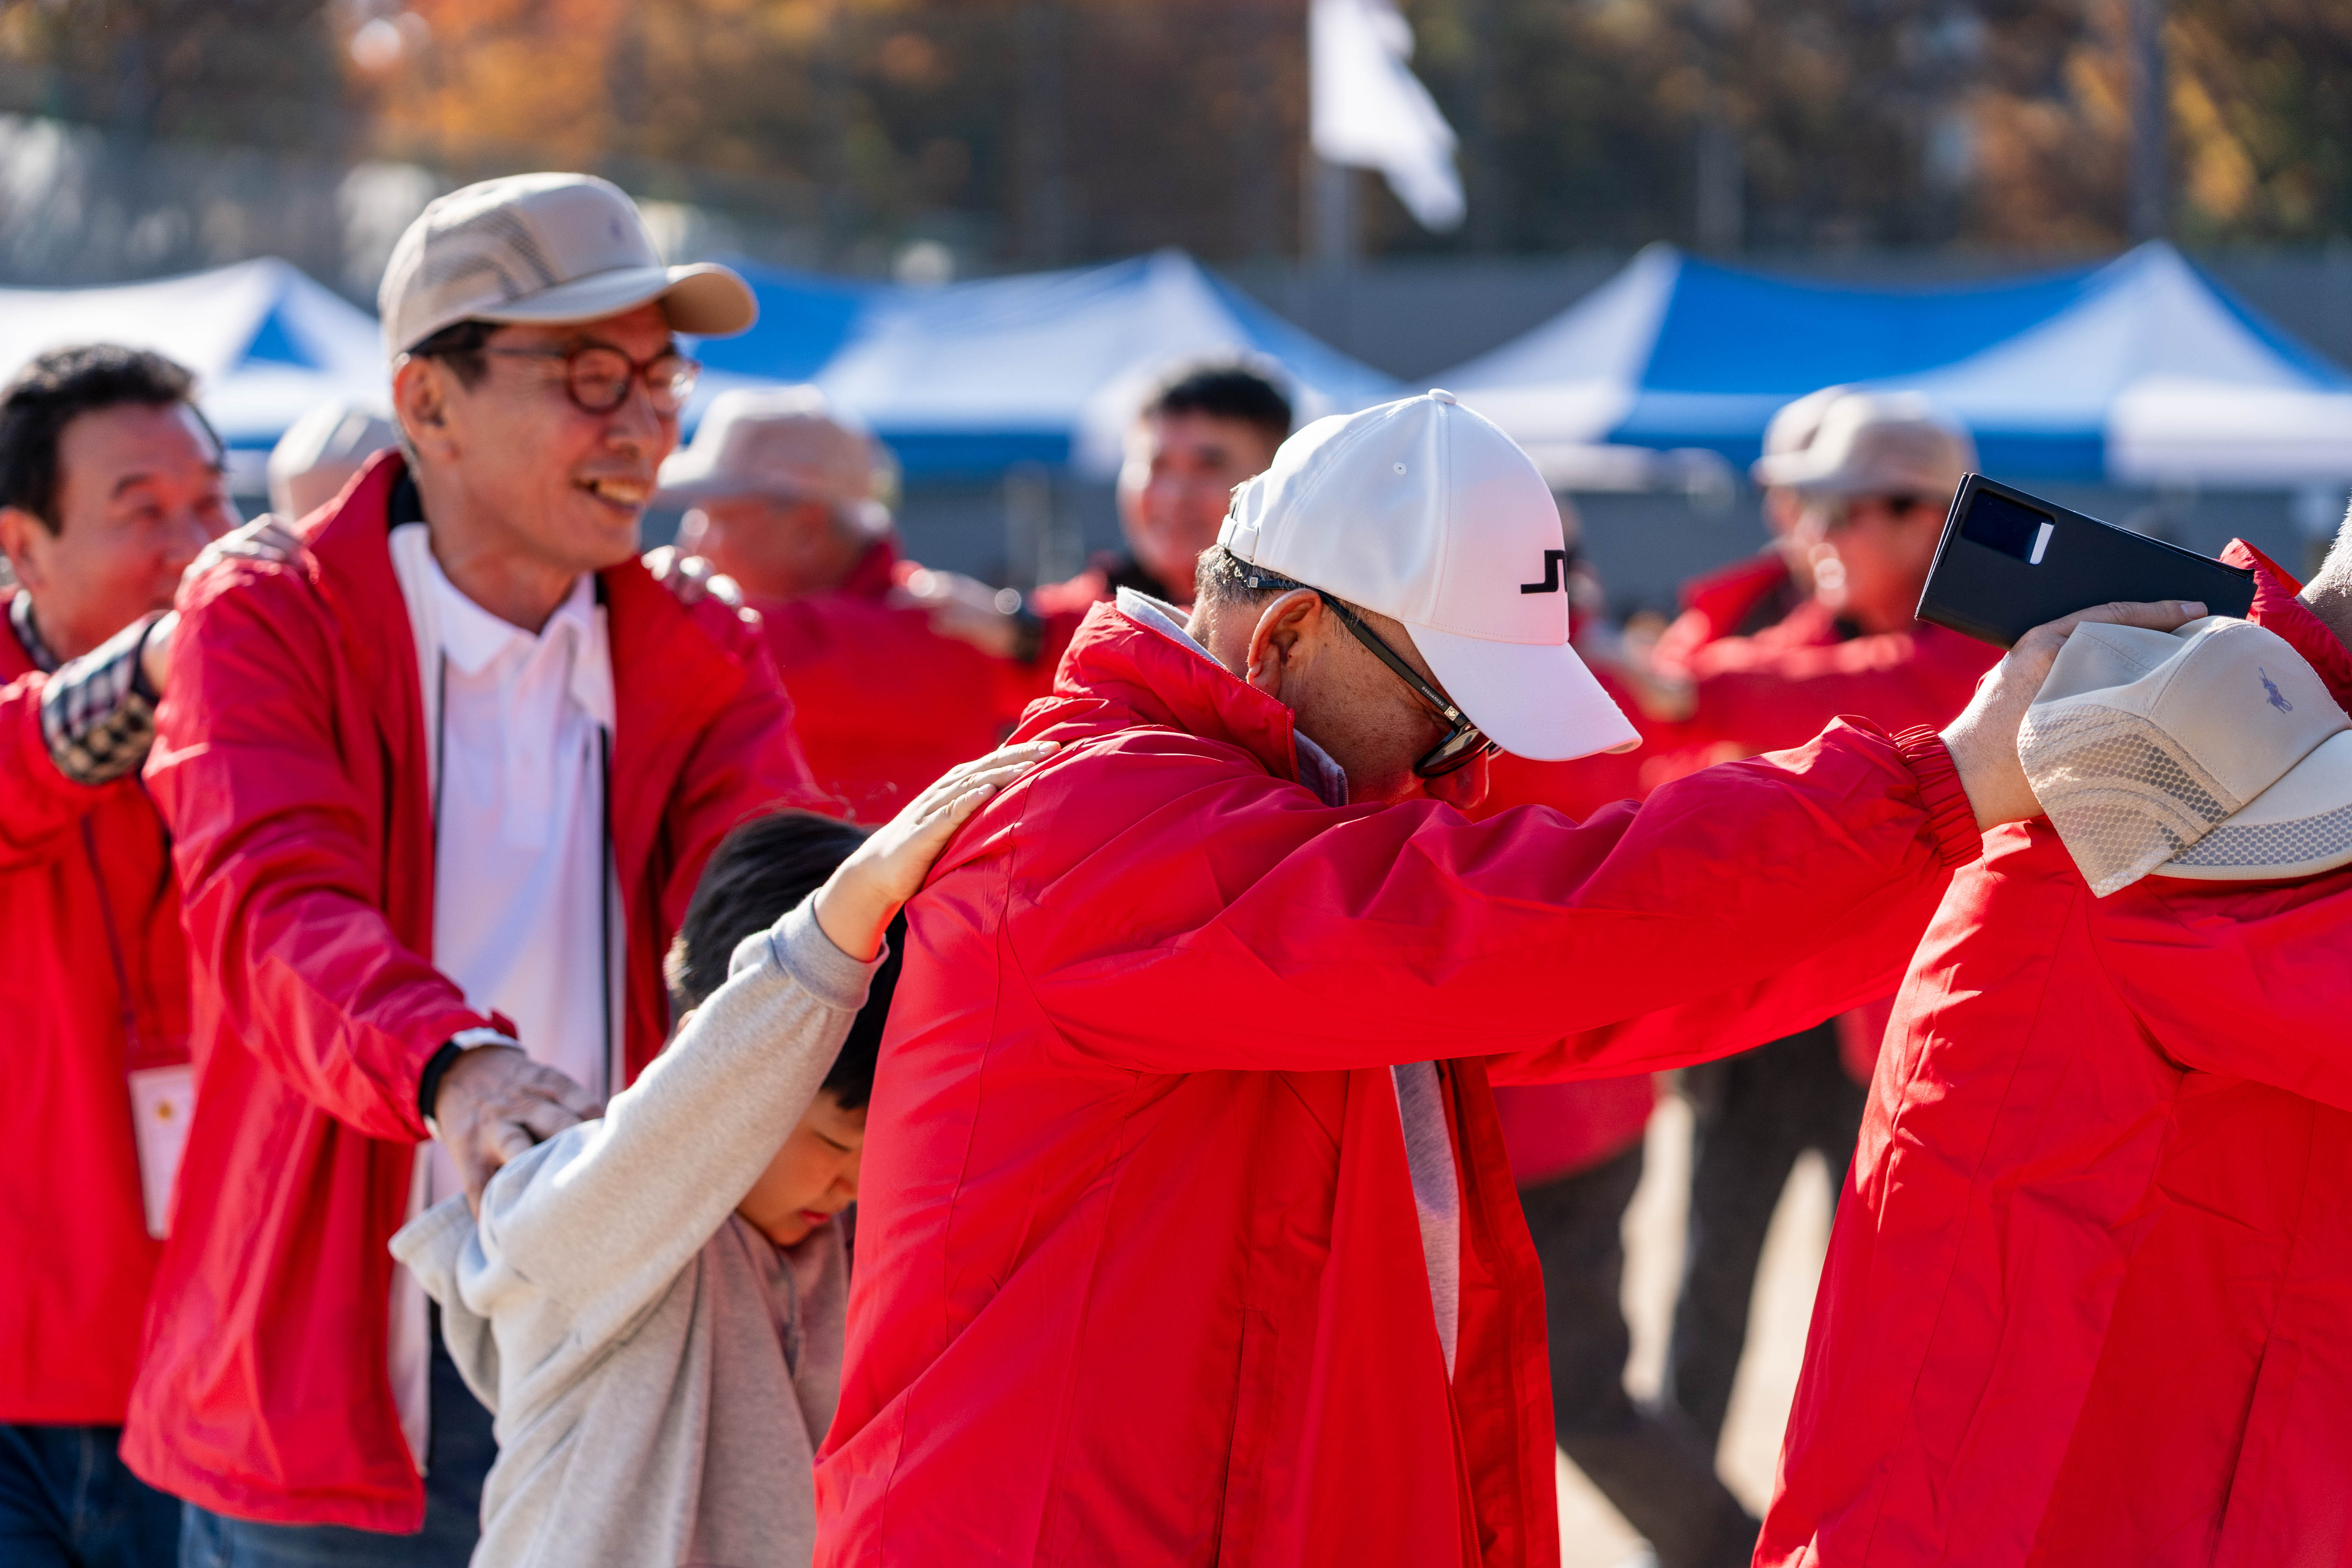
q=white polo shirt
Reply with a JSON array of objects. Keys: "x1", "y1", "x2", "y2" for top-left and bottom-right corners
[{"x1": 387, "y1": 521, "x2": 621, "y2": 1465}]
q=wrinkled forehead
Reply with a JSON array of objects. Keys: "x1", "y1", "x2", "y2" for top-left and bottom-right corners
[{"x1": 62, "y1": 400, "x2": 224, "y2": 486}]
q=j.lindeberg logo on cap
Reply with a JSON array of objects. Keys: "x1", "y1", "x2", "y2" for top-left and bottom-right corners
[
  {"x1": 1519, "y1": 550, "x2": 1568, "y2": 595},
  {"x1": 2262, "y1": 668, "x2": 2294, "y2": 713}
]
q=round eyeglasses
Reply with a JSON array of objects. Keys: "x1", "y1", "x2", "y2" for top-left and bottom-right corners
[{"x1": 483, "y1": 343, "x2": 701, "y2": 417}]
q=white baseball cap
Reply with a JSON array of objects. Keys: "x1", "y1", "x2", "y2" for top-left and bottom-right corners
[
  {"x1": 1218, "y1": 390, "x2": 1639, "y2": 762},
  {"x1": 379, "y1": 172, "x2": 757, "y2": 360},
  {"x1": 2020, "y1": 615, "x2": 2352, "y2": 896}
]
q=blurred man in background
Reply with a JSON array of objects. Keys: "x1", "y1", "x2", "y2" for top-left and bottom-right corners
[
  {"x1": 267, "y1": 398, "x2": 397, "y2": 521},
  {"x1": 662, "y1": 387, "x2": 1022, "y2": 818},
  {"x1": 0, "y1": 345, "x2": 231, "y2": 1568},
  {"x1": 909, "y1": 360, "x2": 1291, "y2": 684},
  {"x1": 1622, "y1": 393, "x2": 1995, "y2": 1455},
  {"x1": 128, "y1": 172, "x2": 815, "y2": 1567}
]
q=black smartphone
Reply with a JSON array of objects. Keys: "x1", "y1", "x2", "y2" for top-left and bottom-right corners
[{"x1": 1915, "y1": 474, "x2": 2256, "y2": 648}]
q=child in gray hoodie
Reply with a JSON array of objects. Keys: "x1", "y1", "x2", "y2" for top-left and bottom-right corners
[{"x1": 392, "y1": 743, "x2": 1050, "y2": 1568}]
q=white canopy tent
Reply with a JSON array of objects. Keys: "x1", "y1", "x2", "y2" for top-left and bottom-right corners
[{"x1": 0, "y1": 258, "x2": 386, "y2": 493}]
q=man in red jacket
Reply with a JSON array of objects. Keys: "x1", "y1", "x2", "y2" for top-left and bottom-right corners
[
  {"x1": 1763, "y1": 540, "x2": 2352, "y2": 1566},
  {"x1": 813, "y1": 388, "x2": 2191, "y2": 1565},
  {"x1": 659, "y1": 387, "x2": 1023, "y2": 818},
  {"x1": 126, "y1": 173, "x2": 817, "y2": 1565},
  {"x1": 0, "y1": 345, "x2": 233, "y2": 1566}
]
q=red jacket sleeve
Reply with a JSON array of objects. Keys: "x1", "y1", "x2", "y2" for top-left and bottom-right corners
[
  {"x1": 146, "y1": 563, "x2": 487, "y2": 1142},
  {"x1": 1003, "y1": 720, "x2": 1976, "y2": 1076},
  {"x1": 0, "y1": 670, "x2": 103, "y2": 870}
]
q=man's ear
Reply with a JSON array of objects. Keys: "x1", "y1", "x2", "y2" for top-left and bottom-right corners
[
  {"x1": 1244, "y1": 588, "x2": 1321, "y2": 700},
  {"x1": 0, "y1": 505, "x2": 49, "y2": 593},
  {"x1": 392, "y1": 356, "x2": 456, "y2": 465}
]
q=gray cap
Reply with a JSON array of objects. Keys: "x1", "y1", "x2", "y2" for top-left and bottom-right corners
[
  {"x1": 269, "y1": 399, "x2": 398, "y2": 519},
  {"x1": 379, "y1": 172, "x2": 757, "y2": 360},
  {"x1": 1750, "y1": 392, "x2": 1976, "y2": 499}
]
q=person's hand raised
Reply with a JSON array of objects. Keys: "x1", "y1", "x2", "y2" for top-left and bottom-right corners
[
  {"x1": 811, "y1": 741, "x2": 1058, "y2": 961},
  {"x1": 1942, "y1": 599, "x2": 2208, "y2": 830},
  {"x1": 431, "y1": 1043, "x2": 605, "y2": 1212},
  {"x1": 140, "y1": 515, "x2": 310, "y2": 696}
]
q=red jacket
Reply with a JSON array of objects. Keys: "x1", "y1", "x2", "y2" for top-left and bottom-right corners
[
  {"x1": 755, "y1": 537, "x2": 1022, "y2": 819},
  {"x1": 814, "y1": 603, "x2": 1976, "y2": 1566},
  {"x1": 1763, "y1": 543, "x2": 2352, "y2": 1566},
  {"x1": 123, "y1": 454, "x2": 817, "y2": 1530},
  {"x1": 0, "y1": 594, "x2": 190, "y2": 1423},
  {"x1": 1474, "y1": 664, "x2": 1662, "y2": 1187}
]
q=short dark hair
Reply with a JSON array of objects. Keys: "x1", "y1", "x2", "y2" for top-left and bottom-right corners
[
  {"x1": 668, "y1": 810, "x2": 898, "y2": 1111},
  {"x1": 407, "y1": 318, "x2": 497, "y2": 389},
  {"x1": 0, "y1": 345, "x2": 210, "y2": 534},
  {"x1": 1192, "y1": 542, "x2": 1313, "y2": 617},
  {"x1": 1143, "y1": 362, "x2": 1292, "y2": 448}
]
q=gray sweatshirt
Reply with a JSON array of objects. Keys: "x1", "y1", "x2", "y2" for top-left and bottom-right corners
[{"x1": 390, "y1": 900, "x2": 879, "y2": 1568}]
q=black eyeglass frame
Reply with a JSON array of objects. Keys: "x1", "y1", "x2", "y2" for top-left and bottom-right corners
[
  {"x1": 481, "y1": 342, "x2": 702, "y2": 417},
  {"x1": 1229, "y1": 557, "x2": 1499, "y2": 778}
]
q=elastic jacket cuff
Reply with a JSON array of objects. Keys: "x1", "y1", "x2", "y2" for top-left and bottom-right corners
[{"x1": 1892, "y1": 724, "x2": 1980, "y2": 868}]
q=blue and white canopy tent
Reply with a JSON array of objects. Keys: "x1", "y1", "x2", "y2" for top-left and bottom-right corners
[
  {"x1": 1443, "y1": 242, "x2": 2352, "y2": 489},
  {"x1": 0, "y1": 258, "x2": 387, "y2": 495},
  {"x1": 695, "y1": 249, "x2": 1399, "y2": 480}
]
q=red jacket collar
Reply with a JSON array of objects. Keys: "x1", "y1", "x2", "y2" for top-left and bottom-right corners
[
  {"x1": 1044, "y1": 600, "x2": 1308, "y2": 786},
  {"x1": 302, "y1": 449, "x2": 757, "y2": 757}
]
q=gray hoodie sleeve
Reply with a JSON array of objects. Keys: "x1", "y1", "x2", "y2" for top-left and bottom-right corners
[{"x1": 450, "y1": 897, "x2": 880, "y2": 1351}]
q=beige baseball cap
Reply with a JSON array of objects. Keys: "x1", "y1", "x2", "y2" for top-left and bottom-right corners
[
  {"x1": 1218, "y1": 390, "x2": 1637, "y2": 763},
  {"x1": 656, "y1": 387, "x2": 886, "y2": 523},
  {"x1": 379, "y1": 172, "x2": 757, "y2": 360},
  {"x1": 1748, "y1": 383, "x2": 1852, "y2": 486},
  {"x1": 2020, "y1": 615, "x2": 2352, "y2": 897},
  {"x1": 1752, "y1": 391, "x2": 1975, "y2": 499}
]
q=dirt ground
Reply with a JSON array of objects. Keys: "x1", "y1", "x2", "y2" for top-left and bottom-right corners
[{"x1": 1553, "y1": 1094, "x2": 1836, "y2": 1568}]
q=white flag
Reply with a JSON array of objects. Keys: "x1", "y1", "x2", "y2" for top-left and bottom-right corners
[{"x1": 1309, "y1": 0, "x2": 1466, "y2": 232}]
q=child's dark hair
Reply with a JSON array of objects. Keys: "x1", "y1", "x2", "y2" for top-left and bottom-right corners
[{"x1": 668, "y1": 810, "x2": 900, "y2": 1111}]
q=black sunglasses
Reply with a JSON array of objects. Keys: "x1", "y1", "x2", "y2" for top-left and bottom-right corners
[
  {"x1": 1226, "y1": 557, "x2": 1496, "y2": 778},
  {"x1": 1317, "y1": 595, "x2": 1500, "y2": 778}
]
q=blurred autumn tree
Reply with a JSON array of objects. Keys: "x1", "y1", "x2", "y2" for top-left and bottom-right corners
[{"x1": 0, "y1": 0, "x2": 2349, "y2": 276}]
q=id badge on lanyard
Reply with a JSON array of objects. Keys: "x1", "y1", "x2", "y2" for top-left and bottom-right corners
[
  {"x1": 126, "y1": 1063, "x2": 194, "y2": 1238},
  {"x1": 83, "y1": 816, "x2": 194, "y2": 1238}
]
